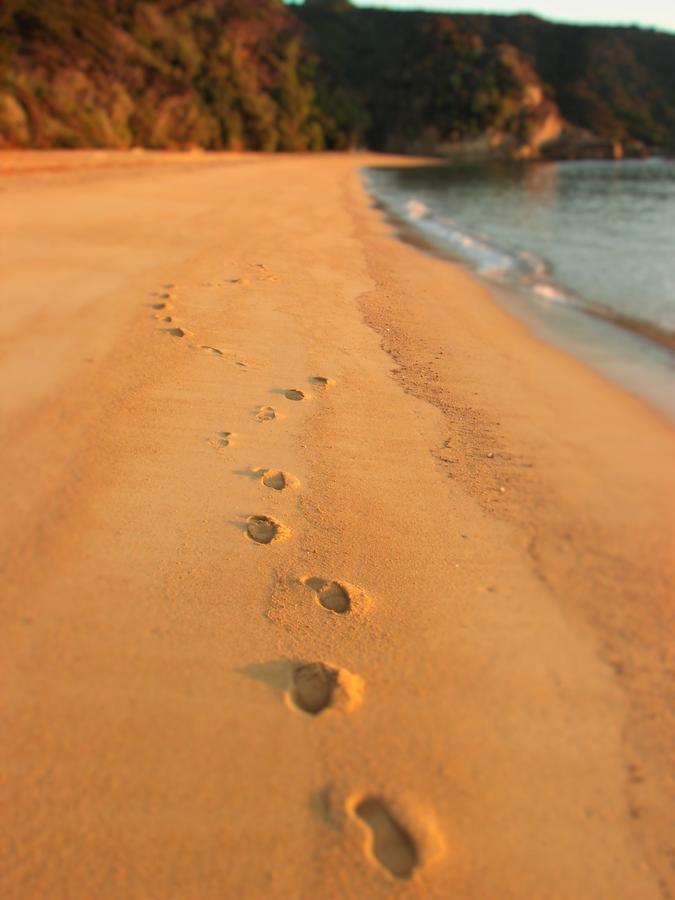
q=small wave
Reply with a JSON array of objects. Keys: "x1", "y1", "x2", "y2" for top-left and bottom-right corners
[
  {"x1": 399, "y1": 196, "x2": 556, "y2": 289},
  {"x1": 369, "y1": 179, "x2": 675, "y2": 355},
  {"x1": 405, "y1": 198, "x2": 428, "y2": 220},
  {"x1": 399, "y1": 190, "x2": 543, "y2": 288},
  {"x1": 532, "y1": 282, "x2": 575, "y2": 304}
]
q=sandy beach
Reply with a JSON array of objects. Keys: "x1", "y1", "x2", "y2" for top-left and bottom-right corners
[{"x1": 1, "y1": 151, "x2": 674, "y2": 898}]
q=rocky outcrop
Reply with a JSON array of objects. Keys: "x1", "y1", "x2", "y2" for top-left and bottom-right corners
[{"x1": 539, "y1": 129, "x2": 649, "y2": 160}]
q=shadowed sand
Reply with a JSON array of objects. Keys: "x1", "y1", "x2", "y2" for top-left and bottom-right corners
[{"x1": 1, "y1": 151, "x2": 674, "y2": 899}]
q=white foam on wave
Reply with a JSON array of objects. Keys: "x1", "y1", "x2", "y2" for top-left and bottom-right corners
[
  {"x1": 385, "y1": 184, "x2": 579, "y2": 309},
  {"x1": 479, "y1": 261, "x2": 512, "y2": 280},
  {"x1": 400, "y1": 197, "x2": 539, "y2": 287},
  {"x1": 424, "y1": 217, "x2": 516, "y2": 282},
  {"x1": 532, "y1": 282, "x2": 573, "y2": 304},
  {"x1": 405, "y1": 198, "x2": 429, "y2": 220}
]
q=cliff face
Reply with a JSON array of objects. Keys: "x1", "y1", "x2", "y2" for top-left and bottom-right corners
[{"x1": 0, "y1": 0, "x2": 673, "y2": 156}]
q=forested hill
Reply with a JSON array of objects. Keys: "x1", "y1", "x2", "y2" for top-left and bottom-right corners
[
  {"x1": 1, "y1": 0, "x2": 674, "y2": 157},
  {"x1": 297, "y1": 4, "x2": 675, "y2": 156},
  {"x1": 0, "y1": 0, "x2": 327, "y2": 151},
  {"x1": 456, "y1": 12, "x2": 675, "y2": 150}
]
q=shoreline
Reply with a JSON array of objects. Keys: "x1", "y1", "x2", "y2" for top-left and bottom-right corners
[
  {"x1": 354, "y1": 168, "x2": 675, "y2": 894},
  {"x1": 1, "y1": 151, "x2": 674, "y2": 898},
  {"x1": 364, "y1": 161, "x2": 675, "y2": 421}
]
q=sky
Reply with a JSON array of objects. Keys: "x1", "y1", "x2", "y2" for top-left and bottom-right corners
[{"x1": 285, "y1": 0, "x2": 675, "y2": 33}]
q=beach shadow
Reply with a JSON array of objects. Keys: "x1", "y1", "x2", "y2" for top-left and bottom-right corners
[
  {"x1": 233, "y1": 467, "x2": 264, "y2": 481},
  {"x1": 238, "y1": 659, "x2": 293, "y2": 695},
  {"x1": 309, "y1": 786, "x2": 338, "y2": 828},
  {"x1": 227, "y1": 518, "x2": 249, "y2": 535}
]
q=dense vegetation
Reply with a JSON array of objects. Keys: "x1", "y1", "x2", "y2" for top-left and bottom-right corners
[
  {"x1": 1, "y1": 0, "x2": 673, "y2": 154},
  {"x1": 296, "y1": 4, "x2": 556, "y2": 153},
  {"x1": 442, "y1": 14, "x2": 675, "y2": 150},
  {"x1": 0, "y1": 0, "x2": 327, "y2": 150}
]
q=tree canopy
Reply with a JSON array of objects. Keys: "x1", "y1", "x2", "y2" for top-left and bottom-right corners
[{"x1": 1, "y1": 0, "x2": 673, "y2": 154}]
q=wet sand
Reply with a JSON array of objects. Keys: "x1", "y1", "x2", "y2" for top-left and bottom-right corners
[{"x1": 1, "y1": 151, "x2": 674, "y2": 898}]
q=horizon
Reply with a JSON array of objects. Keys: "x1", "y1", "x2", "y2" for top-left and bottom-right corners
[{"x1": 285, "y1": 0, "x2": 675, "y2": 34}]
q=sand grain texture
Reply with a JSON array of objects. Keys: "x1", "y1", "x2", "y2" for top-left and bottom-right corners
[{"x1": 1, "y1": 152, "x2": 674, "y2": 899}]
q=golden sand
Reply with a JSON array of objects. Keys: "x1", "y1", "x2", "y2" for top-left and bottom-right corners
[{"x1": 1, "y1": 151, "x2": 674, "y2": 898}]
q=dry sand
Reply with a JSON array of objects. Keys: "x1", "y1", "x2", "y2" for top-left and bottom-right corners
[{"x1": 1, "y1": 151, "x2": 674, "y2": 899}]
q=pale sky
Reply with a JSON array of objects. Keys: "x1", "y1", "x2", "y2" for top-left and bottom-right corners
[{"x1": 285, "y1": 0, "x2": 675, "y2": 33}]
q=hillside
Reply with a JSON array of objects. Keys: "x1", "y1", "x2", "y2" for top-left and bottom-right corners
[
  {"x1": 1, "y1": 0, "x2": 674, "y2": 155},
  {"x1": 295, "y1": 4, "x2": 563, "y2": 156},
  {"x1": 0, "y1": 0, "x2": 326, "y2": 150},
  {"x1": 455, "y1": 14, "x2": 675, "y2": 151},
  {"x1": 296, "y1": 3, "x2": 675, "y2": 156}
]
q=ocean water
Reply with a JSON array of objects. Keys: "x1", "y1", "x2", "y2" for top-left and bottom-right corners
[{"x1": 364, "y1": 160, "x2": 675, "y2": 417}]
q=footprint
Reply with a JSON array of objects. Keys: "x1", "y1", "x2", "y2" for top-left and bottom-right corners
[
  {"x1": 240, "y1": 660, "x2": 363, "y2": 714},
  {"x1": 150, "y1": 301, "x2": 173, "y2": 312},
  {"x1": 309, "y1": 375, "x2": 334, "y2": 389},
  {"x1": 293, "y1": 663, "x2": 338, "y2": 715},
  {"x1": 246, "y1": 515, "x2": 290, "y2": 544},
  {"x1": 284, "y1": 389, "x2": 305, "y2": 401},
  {"x1": 166, "y1": 326, "x2": 192, "y2": 338},
  {"x1": 304, "y1": 577, "x2": 350, "y2": 614},
  {"x1": 261, "y1": 470, "x2": 287, "y2": 491},
  {"x1": 199, "y1": 345, "x2": 224, "y2": 356},
  {"x1": 302, "y1": 577, "x2": 371, "y2": 616},
  {"x1": 208, "y1": 432, "x2": 232, "y2": 453},
  {"x1": 248, "y1": 468, "x2": 296, "y2": 490},
  {"x1": 292, "y1": 662, "x2": 363, "y2": 715},
  {"x1": 355, "y1": 797, "x2": 418, "y2": 880},
  {"x1": 256, "y1": 406, "x2": 277, "y2": 422},
  {"x1": 234, "y1": 263, "x2": 278, "y2": 283}
]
